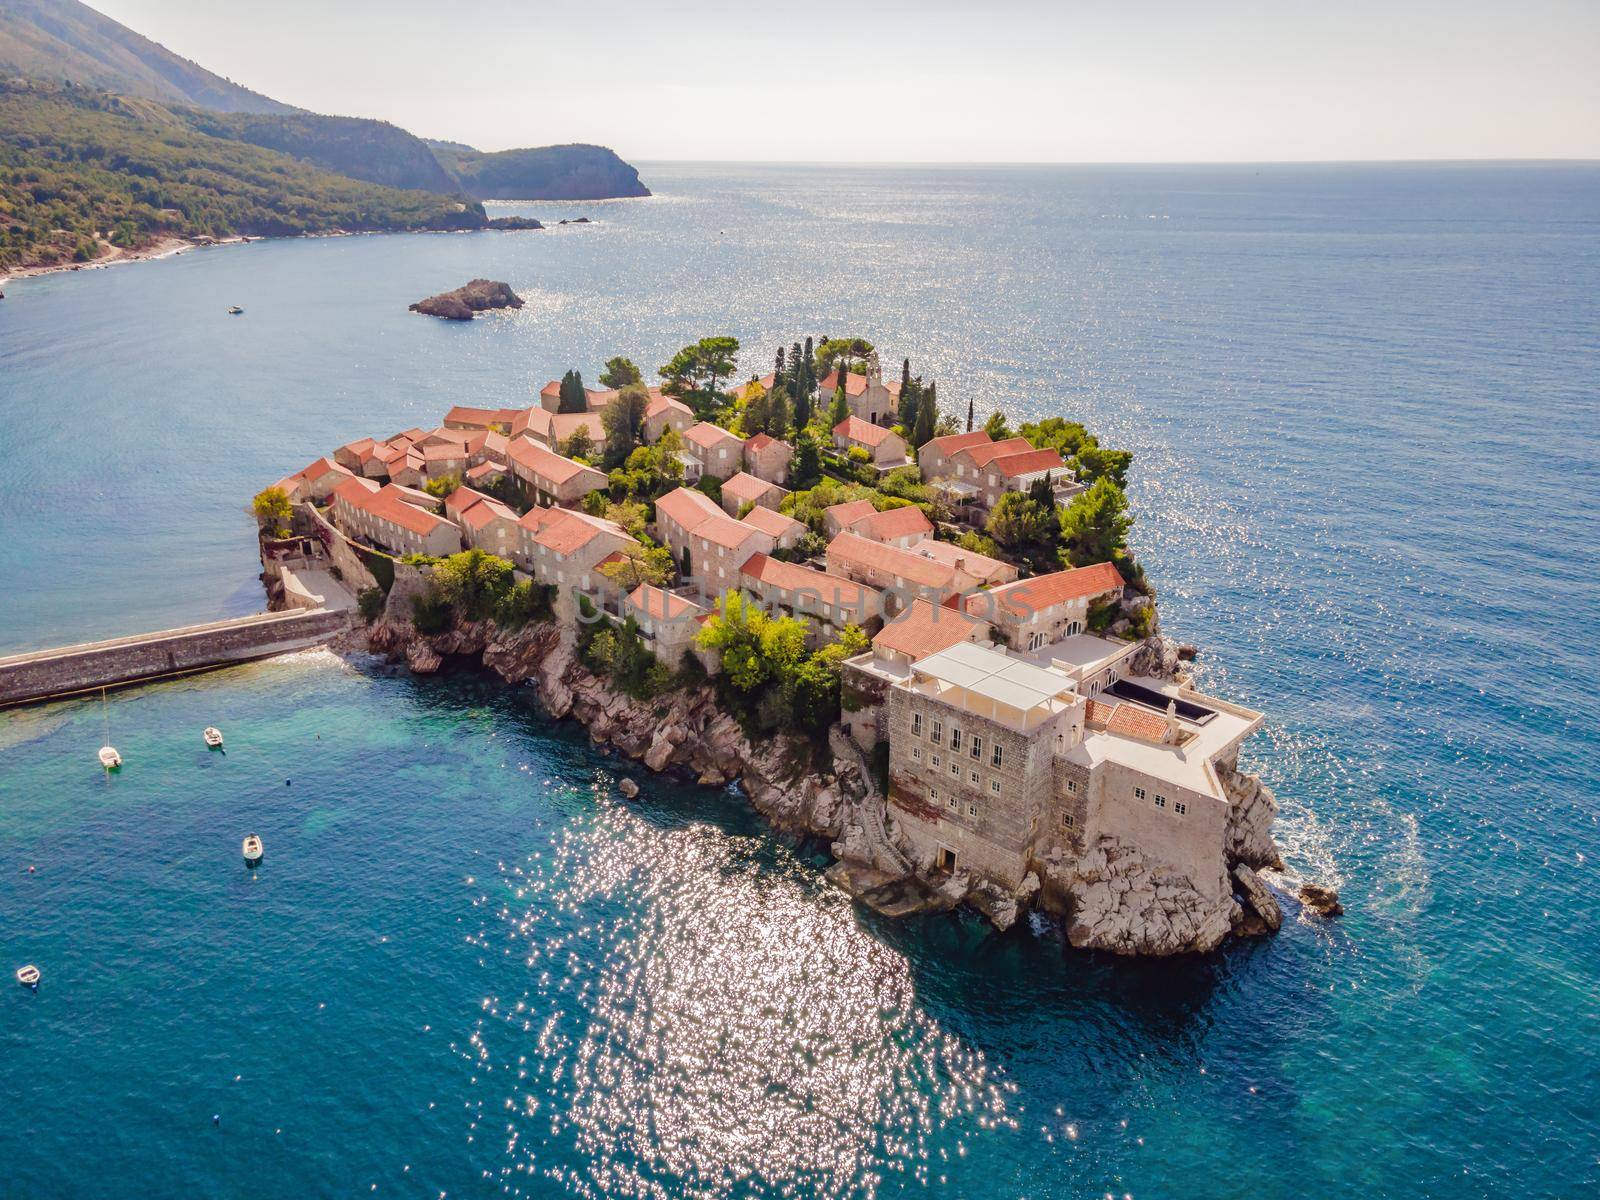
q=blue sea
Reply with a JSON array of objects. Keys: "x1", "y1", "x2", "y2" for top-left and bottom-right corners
[{"x1": 2, "y1": 163, "x2": 1598, "y2": 1198}]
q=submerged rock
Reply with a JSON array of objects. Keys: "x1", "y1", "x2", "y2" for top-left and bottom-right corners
[
  {"x1": 618, "y1": 777, "x2": 640, "y2": 799},
  {"x1": 1298, "y1": 883, "x2": 1344, "y2": 917},
  {"x1": 409, "y1": 278, "x2": 524, "y2": 320}
]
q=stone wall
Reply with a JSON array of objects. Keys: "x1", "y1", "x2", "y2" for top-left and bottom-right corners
[
  {"x1": 299, "y1": 502, "x2": 380, "y2": 594},
  {"x1": 0, "y1": 609, "x2": 350, "y2": 707}
]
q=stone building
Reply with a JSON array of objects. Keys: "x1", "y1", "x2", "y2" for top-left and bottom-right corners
[
  {"x1": 883, "y1": 640, "x2": 1262, "y2": 908},
  {"x1": 967, "y1": 562, "x2": 1126, "y2": 652},
  {"x1": 505, "y1": 438, "x2": 607, "y2": 507},
  {"x1": 832, "y1": 417, "x2": 908, "y2": 468}
]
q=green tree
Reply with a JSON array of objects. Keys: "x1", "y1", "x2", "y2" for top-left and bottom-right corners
[
  {"x1": 430, "y1": 548, "x2": 515, "y2": 620},
  {"x1": 828, "y1": 378, "x2": 850, "y2": 429},
  {"x1": 596, "y1": 541, "x2": 674, "y2": 593},
  {"x1": 814, "y1": 336, "x2": 874, "y2": 377},
  {"x1": 599, "y1": 356, "x2": 641, "y2": 389},
  {"x1": 966, "y1": 398, "x2": 975, "y2": 433},
  {"x1": 561, "y1": 426, "x2": 596, "y2": 463},
  {"x1": 1075, "y1": 443, "x2": 1133, "y2": 489},
  {"x1": 658, "y1": 335, "x2": 740, "y2": 400},
  {"x1": 912, "y1": 383, "x2": 938, "y2": 448},
  {"x1": 1059, "y1": 477, "x2": 1134, "y2": 566},
  {"x1": 558, "y1": 369, "x2": 588, "y2": 414},
  {"x1": 986, "y1": 491, "x2": 1060, "y2": 569},
  {"x1": 601, "y1": 382, "x2": 650, "y2": 468},
  {"x1": 790, "y1": 433, "x2": 823, "y2": 489},
  {"x1": 422, "y1": 472, "x2": 460, "y2": 498},
  {"x1": 697, "y1": 591, "x2": 771, "y2": 691},
  {"x1": 984, "y1": 410, "x2": 1011, "y2": 441},
  {"x1": 252, "y1": 486, "x2": 293, "y2": 534}
]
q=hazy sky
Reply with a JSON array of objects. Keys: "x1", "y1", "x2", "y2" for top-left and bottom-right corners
[{"x1": 93, "y1": 0, "x2": 1600, "y2": 161}]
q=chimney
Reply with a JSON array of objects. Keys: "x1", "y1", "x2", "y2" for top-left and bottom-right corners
[{"x1": 1164, "y1": 699, "x2": 1182, "y2": 744}]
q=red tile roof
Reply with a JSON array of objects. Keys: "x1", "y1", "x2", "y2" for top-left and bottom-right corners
[
  {"x1": 529, "y1": 508, "x2": 625, "y2": 556},
  {"x1": 910, "y1": 538, "x2": 1014, "y2": 582},
  {"x1": 444, "y1": 405, "x2": 518, "y2": 428},
  {"x1": 645, "y1": 390, "x2": 694, "y2": 420},
  {"x1": 827, "y1": 531, "x2": 956, "y2": 590},
  {"x1": 459, "y1": 495, "x2": 518, "y2": 531},
  {"x1": 740, "y1": 505, "x2": 803, "y2": 539},
  {"x1": 1084, "y1": 699, "x2": 1117, "y2": 727},
  {"x1": 740, "y1": 554, "x2": 879, "y2": 610},
  {"x1": 744, "y1": 432, "x2": 779, "y2": 452},
  {"x1": 833, "y1": 416, "x2": 898, "y2": 449},
  {"x1": 1106, "y1": 704, "x2": 1171, "y2": 744},
  {"x1": 961, "y1": 437, "x2": 1033, "y2": 468},
  {"x1": 980, "y1": 562, "x2": 1126, "y2": 618},
  {"x1": 506, "y1": 437, "x2": 599, "y2": 487},
  {"x1": 694, "y1": 513, "x2": 770, "y2": 551},
  {"x1": 362, "y1": 484, "x2": 457, "y2": 539},
  {"x1": 722, "y1": 471, "x2": 781, "y2": 506},
  {"x1": 873, "y1": 598, "x2": 985, "y2": 661},
  {"x1": 922, "y1": 430, "x2": 991, "y2": 457},
  {"x1": 654, "y1": 486, "x2": 723, "y2": 532},
  {"x1": 627, "y1": 584, "x2": 705, "y2": 622},
  {"x1": 849, "y1": 505, "x2": 932, "y2": 542},
  {"x1": 444, "y1": 485, "x2": 494, "y2": 516},
  {"x1": 990, "y1": 448, "x2": 1067, "y2": 479},
  {"x1": 824, "y1": 499, "x2": 877, "y2": 529},
  {"x1": 684, "y1": 421, "x2": 743, "y2": 450}
]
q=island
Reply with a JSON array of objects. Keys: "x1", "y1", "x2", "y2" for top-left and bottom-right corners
[
  {"x1": 254, "y1": 339, "x2": 1327, "y2": 956},
  {"x1": 409, "y1": 279, "x2": 524, "y2": 321}
]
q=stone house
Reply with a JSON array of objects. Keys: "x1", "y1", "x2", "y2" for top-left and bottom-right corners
[
  {"x1": 742, "y1": 432, "x2": 792, "y2": 484},
  {"x1": 506, "y1": 438, "x2": 607, "y2": 507},
  {"x1": 443, "y1": 405, "x2": 520, "y2": 433},
  {"x1": 832, "y1": 416, "x2": 907, "y2": 468},
  {"x1": 516, "y1": 507, "x2": 633, "y2": 593},
  {"x1": 978, "y1": 447, "x2": 1078, "y2": 509},
  {"x1": 333, "y1": 438, "x2": 378, "y2": 475},
  {"x1": 654, "y1": 486, "x2": 774, "y2": 599},
  {"x1": 907, "y1": 538, "x2": 1018, "y2": 588},
  {"x1": 739, "y1": 505, "x2": 805, "y2": 552},
  {"x1": 942, "y1": 436, "x2": 1032, "y2": 490},
  {"x1": 720, "y1": 471, "x2": 787, "y2": 515},
  {"x1": 445, "y1": 487, "x2": 520, "y2": 556},
  {"x1": 822, "y1": 499, "x2": 877, "y2": 538},
  {"x1": 818, "y1": 360, "x2": 901, "y2": 427},
  {"x1": 682, "y1": 422, "x2": 745, "y2": 481},
  {"x1": 825, "y1": 531, "x2": 972, "y2": 611},
  {"x1": 521, "y1": 407, "x2": 607, "y2": 459},
  {"x1": 330, "y1": 479, "x2": 461, "y2": 559},
  {"x1": 644, "y1": 390, "x2": 696, "y2": 443},
  {"x1": 624, "y1": 584, "x2": 707, "y2": 668},
  {"x1": 738, "y1": 553, "x2": 881, "y2": 645},
  {"x1": 834, "y1": 503, "x2": 932, "y2": 549},
  {"x1": 916, "y1": 430, "x2": 992, "y2": 481},
  {"x1": 273, "y1": 457, "x2": 355, "y2": 504},
  {"x1": 966, "y1": 562, "x2": 1126, "y2": 652}
]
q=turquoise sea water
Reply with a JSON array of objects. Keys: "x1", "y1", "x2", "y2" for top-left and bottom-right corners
[{"x1": 2, "y1": 163, "x2": 1598, "y2": 1197}]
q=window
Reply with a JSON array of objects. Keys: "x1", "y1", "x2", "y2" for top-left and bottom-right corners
[
  {"x1": 946, "y1": 794, "x2": 957, "y2": 811},
  {"x1": 970, "y1": 769, "x2": 980, "y2": 785},
  {"x1": 950, "y1": 761, "x2": 960, "y2": 777},
  {"x1": 968, "y1": 803, "x2": 978, "y2": 817},
  {"x1": 1134, "y1": 786, "x2": 1146, "y2": 800},
  {"x1": 929, "y1": 787, "x2": 938, "y2": 803},
  {"x1": 1155, "y1": 795, "x2": 1166, "y2": 808},
  {"x1": 912, "y1": 712, "x2": 922, "y2": 737},
  {"x1": 950, "y1": 728, "x2": 963, "y2": 753},
  {"x1": 931, "y1": 720, "x2": 943, "y2": 746},
  {"x1": 1175, "y1": 802, "x2": 1187, "y2": 816},
  {"x1": 911, "y1": 747, "x2": 922, "y2": 762},
  {"x1": 991, "y1": 744, "x2": 1003, "y2": 769},
  {"x1": 990, "y1": 779, "x2": 1001, "y2": 796},
  {"x1": 1062, "y1": 812, "x2": 1075, "y2": 828},
  {"x1": 932, "y1": 754, "x2": 941, "y2": 769},
  {"x1": 1065, "y1": 779, "x2": 1077, "y2": 794},
  {"x1": 970, "y1": 736, "x2": 983, "y2": 760}
]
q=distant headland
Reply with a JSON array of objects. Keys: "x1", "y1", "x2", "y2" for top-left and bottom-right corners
[{"x1": 0, "y1": 0, "x2": 648, "y2": 279}]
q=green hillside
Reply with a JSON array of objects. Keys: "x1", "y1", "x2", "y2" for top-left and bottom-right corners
[
  {"x1": 432, "y1": 143, "x2": 651, "y2": 201},
  {"x1": 0, "y1": 81, "x2": 484, "y2": 270},
  {"x1": 184, "y1": 110, "x2": 463, "y2": 195},
  {"x1": 0, "y1": 0, "x2": 288, "y2": 113}
]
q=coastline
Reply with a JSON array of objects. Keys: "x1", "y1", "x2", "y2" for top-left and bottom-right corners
[{"x1": 0, "y1": 234, "x2": 246, "y2": 287}]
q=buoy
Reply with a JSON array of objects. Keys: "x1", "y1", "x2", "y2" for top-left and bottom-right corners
[
  {"x1": 285, "y1": 778, "x2": 291, "y2": 786},
  {"x1": 213, "y1": 1114, "x2": 220, "y2": 1127}
]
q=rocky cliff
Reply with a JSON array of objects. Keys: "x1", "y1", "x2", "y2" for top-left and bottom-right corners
[{"x1": 351, "y1": 608, "x2": 1295, "y2": 955}]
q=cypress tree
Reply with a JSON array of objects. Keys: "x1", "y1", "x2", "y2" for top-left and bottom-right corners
[
  {"x1": 913, "y1": 382, "x2": 937, "y2": 448},
  {"x1": 829, "y1": 378, "x2": 850, "y2": 429},
  {"x1": 802, "y1": 336, "x2": 815, "y2": 394},
  {"x1": 901, "y1": 358, "x2": 911, "y2": 394},
  {"x1": 966, "y1": 397, "x2": 974, "y2": 432},
  {"x1": 789, "y1": 340, "x2": 804, "y2": 401},
  {"x1": 774, "y1": 345, "x2": 785, "y2": 389}
]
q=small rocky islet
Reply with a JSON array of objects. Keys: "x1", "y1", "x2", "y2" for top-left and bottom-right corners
[{"x1": 408, "y1": 278, "x2": 524, "y2": 321}]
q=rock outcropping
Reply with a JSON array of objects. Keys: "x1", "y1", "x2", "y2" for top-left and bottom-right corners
[
  {"x1": 356, "y1": 615, "x2": 1293, "y2": 956},
  {"x1": 408, "y1": 278, "x2": 523, "y2": 321}
]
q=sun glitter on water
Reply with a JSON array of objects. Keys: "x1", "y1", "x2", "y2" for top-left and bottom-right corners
[{"x1": 460, "y1": 800, "x2": 1016, "y2": 1198}]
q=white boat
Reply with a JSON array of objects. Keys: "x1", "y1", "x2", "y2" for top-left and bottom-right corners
[
  {"x1": 98, "y1": 745, "x2": 122, "y2": 769},
  {"x1": 16, "y1": 964, "x2": 40, "y2": 987},
  {"x1": 227, "y1": 305, "x2": 244, "y2": 314},
  {"x1": 242, "y1": 834, "x2": 263, "y2": 866},
  {"x1": 203, "y1": 726, "x2": 224, "y2": 749}
]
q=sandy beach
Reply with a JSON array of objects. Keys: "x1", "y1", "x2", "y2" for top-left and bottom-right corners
[{"x1": 0, "y1": 234, "x2": 250, "y2": 288}]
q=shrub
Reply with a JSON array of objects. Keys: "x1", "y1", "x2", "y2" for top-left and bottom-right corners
[
  {"x1": 494, "y1": 579, "x2": 552, "y2": 628},
  {"x1": 412, "y1": 593, "x2": 453, "y2": 634},
  {"x1": 357, "y1": 587, "x2": 385, "y2": 623}
]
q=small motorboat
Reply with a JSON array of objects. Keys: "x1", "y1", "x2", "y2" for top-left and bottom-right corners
[
  {"x1": 16, "y1": 964, "x2": 40, "y2": 988},
  {"x1": 242, "y1": 834, "x2": 263, "y2": 866},
  {"x1": 227, "y1": 305, "x2": 244, "y2": 315},
  {"x1": 203, "y1": 726, "x2": 224, "y2": 749},
  {"x1": 98, "y1": 745, "x2": 122, "y2": 770}
]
